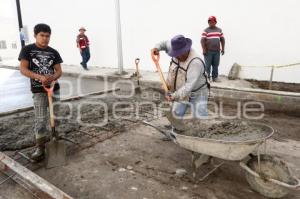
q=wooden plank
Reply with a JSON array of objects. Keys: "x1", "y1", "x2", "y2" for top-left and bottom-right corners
[{"x1": 0, "y1": 152, "x2": 73, "y2": 199}]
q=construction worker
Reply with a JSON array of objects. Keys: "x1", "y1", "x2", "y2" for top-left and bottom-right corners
[
  {"x1": 19, "y1": 23, "x2": 62, "y2": 161},
  {"x1": 76, "y1": 27, "x2": 90, "y2": 70},
  {"x1": 201, "y1": 16, "x2": 225, "y2": 82},
  {"x1": 152, "y1": 35, "x2": 209, "y2": 120}
]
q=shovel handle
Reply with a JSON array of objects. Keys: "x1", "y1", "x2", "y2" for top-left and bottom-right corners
[
  {"x1": 135, "y1": 58, "x2": 140, "y2": 65},
  {"x1": 151, "y1": 53, "x2": 160, "y2": 63},
  {"x1": 151, "y1": 52, "x2": 169, "y2": 93},
  {"x1": 135, "y1": 58, "x2": 141, "y2": 84},
  {"x1": 43, "y1": 81, "x2": 55, "y2": 93},
  {"x1": 43, "y1": 82, "x2": 56, "y2": 129}
]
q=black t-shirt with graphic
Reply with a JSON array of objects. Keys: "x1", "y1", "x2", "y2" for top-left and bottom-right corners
[{"x1": 18, "y1": 44, "x2": 63, "y2": 93}]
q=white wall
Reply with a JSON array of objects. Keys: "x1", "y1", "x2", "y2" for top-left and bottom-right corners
[
  {"x1": 2, "y1": 0, "x2": 300, "y2": 83},
  {"x1": 0, "y1": 0, "x2": 20, "y2": 60},
  {"x1": 20, "y1": 0, "x2": 118, "y2": 68},
  {"x1": 119, "y1": 0, "x2": 300, "y2": 82}
]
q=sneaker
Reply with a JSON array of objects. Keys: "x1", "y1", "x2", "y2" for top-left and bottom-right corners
[
  {"x1": 164, "y1": 124, "x2": 172, "y2": 129},
  {"x1": 161, "y1": 136, "x2": 172, "y2": 141},
  {"x1": 80, "y1": 62, "x2": 88, "y2": 69},
  {"x1": 31, "y1": 146, "x2": 45, "y2": 162}
]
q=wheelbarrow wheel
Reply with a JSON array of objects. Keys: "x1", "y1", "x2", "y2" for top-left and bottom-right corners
[{"x1": 245, "y1": 155, "x2": 293, "y2": 198}]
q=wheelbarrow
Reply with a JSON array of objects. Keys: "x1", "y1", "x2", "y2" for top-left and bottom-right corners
[{"x1": 143, "y1": 121, "x2": 300, "y2": 198}]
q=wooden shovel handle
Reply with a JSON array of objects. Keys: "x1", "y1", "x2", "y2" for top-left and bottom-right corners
[
  {"x1": 135, "y1": 58, "x2": 140, "y2": 65},
  {"x1": 43, "y1": 82, "x2": 56, "y2": 128},
  {"x1": 151, "y1": 53, "x2": 160, "y2": 63},
  {"x1": 151, "y1": 52, "x2": 169, "y2": 93}
]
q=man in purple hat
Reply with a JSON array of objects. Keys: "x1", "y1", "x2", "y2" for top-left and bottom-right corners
[{"x1": 152, "y1": 35, "x2": 210, "y2": 120}]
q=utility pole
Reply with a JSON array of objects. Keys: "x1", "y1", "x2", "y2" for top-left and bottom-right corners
[
  {"x1": 16, "y1": 0, "x2": 25, "y2": 48},
  {"x1": 114, "y1": 0, "x2": 124, "y2": 75}
]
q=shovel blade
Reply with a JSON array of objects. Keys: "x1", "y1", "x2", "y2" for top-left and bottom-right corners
[
  {"x1": 164, "y1": 110, "x2": 185, "y2": 131},
  {"x1": 135, "y1": 86, "x2": 141, "y2": 94},
  {"x1": 45, "y1": 140, "x2": 66, "y2": 169}
]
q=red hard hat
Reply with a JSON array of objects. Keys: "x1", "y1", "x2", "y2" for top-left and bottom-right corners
[{"x1": 208, "y1": 16, "x2": 217, "y2": 22}]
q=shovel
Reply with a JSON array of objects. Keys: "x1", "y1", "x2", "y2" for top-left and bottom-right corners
[
  {"x1": 151, "y1": 53, "x2": 189, "y2": 131},
  {"x1": 44, "y1": 82, "x2": 66, "y2": 169},
  {"x1": 151, "y1": 53, "x2": 169, "y2": 93},
  {"x1": 134, "y1": 58, "x2": 141, "y2": 93}
]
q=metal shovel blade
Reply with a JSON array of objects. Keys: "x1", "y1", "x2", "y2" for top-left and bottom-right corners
[
  {"x1": 134, "y1": 83, "x2": 141, "y2": 94},
  {"x1": 45, "y1": 139, "x2": 66, "y2": 169},
  {"x1": 134, "y1": 58, "x2": 142, "y2": 94},
  {"x1": 164, "y1": 110, "x2": 186, "y2": 131}
]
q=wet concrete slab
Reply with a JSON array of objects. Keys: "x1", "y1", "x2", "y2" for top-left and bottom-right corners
[{"x1": 0, "y1": 68, "x2": 113, "y2": 113}]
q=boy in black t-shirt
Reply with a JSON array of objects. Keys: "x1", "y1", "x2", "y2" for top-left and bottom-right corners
[{"x1": 18, "y1": 23, "x2": 63, "y2": 161}]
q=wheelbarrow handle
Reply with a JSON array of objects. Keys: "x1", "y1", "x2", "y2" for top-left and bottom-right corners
[{"x1": 240, "y1": 162, "x2": 300, "y2": 189}]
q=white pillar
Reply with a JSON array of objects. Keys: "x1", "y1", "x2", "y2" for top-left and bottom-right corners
[{"x1": 114, "y1": 0, "x2": 124, "y2": 75}]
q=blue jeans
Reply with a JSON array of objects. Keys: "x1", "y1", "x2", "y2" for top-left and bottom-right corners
[
  {"x1": 81, "y1": 47, "x2": 90, "y2": 68},
  {"x1": 172, "y1": 91, "x2": 208, "y2": 119},
  {"x1": 204, "y1": 51, "x2": 220, "y2": 79}
]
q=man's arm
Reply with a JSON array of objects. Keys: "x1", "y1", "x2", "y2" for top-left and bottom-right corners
[
  {"x1": 20, "y1": 59, "x2": 47, "y2": 84},
  {"x1": 220, "y1": 35, "x2": 225, "y2": 55},
  {"x1": 201, "y1": 31, "x2": 207, "y2": 55},
  {"x1": 86, "y1": 36, "x2": 90, "y2": 46},
  {"x1": 76, "y1": 35, "x2": 80, "y2": 48},
  {"x1": 76, "y1": 36, "x2": 82, "y2": 54},
  {"x1": 44, "y1": 64, "x2": 62, "y2": 85},
  {"x1": 52, "y1": 64, "x2": 62, "y2": 81},
  {"x1": 152, "y1": 40, "x2": 171, "y2": 55}
]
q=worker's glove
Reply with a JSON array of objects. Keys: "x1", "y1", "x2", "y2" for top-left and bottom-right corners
[
  {"x1": 221, "y1": 50, "x2": 225, "y2": 56},
  {"x1": 151, "y1": 48, "x2": 160, "y2": 56},
  {"x1": 165, "y1": 92, "x2": 175, "y2": 102}
]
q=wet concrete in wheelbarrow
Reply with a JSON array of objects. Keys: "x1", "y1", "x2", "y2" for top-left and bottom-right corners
[
  {"x1": 177, "y1": 120, "x2": 272, "y2": 142},
  {"x1": 0, "y1": 88, "x2": 300, "y2": 199}
]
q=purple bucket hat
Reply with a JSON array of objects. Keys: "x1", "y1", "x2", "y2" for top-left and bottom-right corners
[{"x1": 168, "y1": 35, "x2": 192, "y2": 57}]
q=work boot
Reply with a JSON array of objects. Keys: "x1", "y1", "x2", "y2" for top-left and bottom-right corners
[
  {"x1": 212, "y1": 78, "x2": 221, "y2": 82},
  {"x1": 164, "y1": 124, "x2": 172, "y2": 129},
  {"x1": 161, "y1": 136, "x2": 172, "y2": 141},
  {"x1": 31, "y1": 145, "x2": 45, "y2": 162}
]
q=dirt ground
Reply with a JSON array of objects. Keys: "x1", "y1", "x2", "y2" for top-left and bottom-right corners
[{"x1": 0, "y1": 88, "x2": 299, "y2": 199}]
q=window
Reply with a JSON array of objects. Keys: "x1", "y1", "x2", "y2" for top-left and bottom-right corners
[
  {"x1": 0, "y1": 41, "x2": 7, "y2": 49},
  {"x1": 11, "y1": 43, "x2": 17, "y2": 49}
]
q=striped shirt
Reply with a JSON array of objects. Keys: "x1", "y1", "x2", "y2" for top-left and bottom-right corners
[{"x1": 201, "y1": 27, "x2": 225, "y2": 51}]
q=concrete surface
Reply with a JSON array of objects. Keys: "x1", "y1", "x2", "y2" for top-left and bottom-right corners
[
  {"x1": 0, "y1": 63, "x2": 255, "y2": 89},
  {"x1": 1, "y1": 63, "x2": 299, "y2": 116},
  {"x1": 0, "y1": 68, "x2": 113, "y2": 113},
  {"x1": 0, "y1": 72, "x2": 299, "y2": 199},
  {"x1": 1, "y1": 114, "x2": 299, "y2": 199}
]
